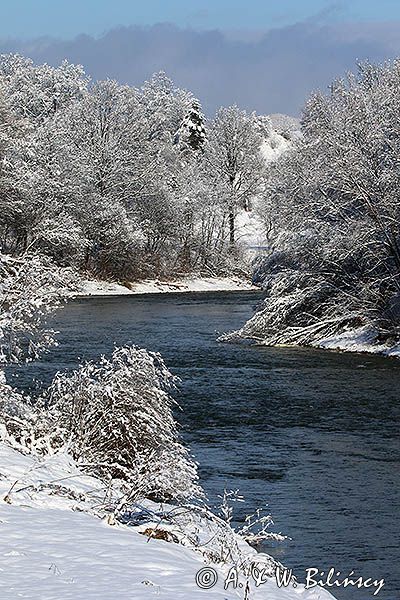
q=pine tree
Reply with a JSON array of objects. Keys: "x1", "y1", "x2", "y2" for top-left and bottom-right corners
[{"x1": 175, "y1": 99, "x2": 206, "y2": 152}]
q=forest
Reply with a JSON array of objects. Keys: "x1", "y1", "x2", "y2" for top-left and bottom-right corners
[{"x1": 0, "y1": 53, "x2": 279, "y2": 282}]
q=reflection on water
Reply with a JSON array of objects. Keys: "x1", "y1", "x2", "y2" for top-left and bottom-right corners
[{"x1": 8, "y1": 291, "x2": 400, "y2": 599}]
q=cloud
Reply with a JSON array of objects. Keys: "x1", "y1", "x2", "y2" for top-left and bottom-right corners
[
  {"x1": 0, "y1": 21, "x2": 398, "y2": 116},
  {"x1": 188, "y1": 9, "x2": 210, "y2": 23},
  {"x1": 305, "y1": 1, "x2": 348, "y2": 24}
]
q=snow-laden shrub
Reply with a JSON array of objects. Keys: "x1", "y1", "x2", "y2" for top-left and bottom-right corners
[
  {"x1": 118, "y1": 491, "x2": 285, "y2": 581},
  {"x1": 0, "y1": 251, "x2": 75, "y2": 451},
  {"x1": 0, "y1": 252, "x2": 74, "y2": 364},
  {"x1": 231, "y1": 270, "x2": 365, "y2": 346},
  {"x1": 0, "y1": 373, "x2": 36, "y2": 446},
  {"x1": 41, "y1": 346, "x2": 202, "y2": 502},
  {"x1": 0, "y1": 372, "x2": 50, "y2": 454},
  {"x1": 31, "y1": 213, "x2": 89, "y2": 267},
  {"x1": 81, "y1": 199, "x2": 145, "y2": 280}
]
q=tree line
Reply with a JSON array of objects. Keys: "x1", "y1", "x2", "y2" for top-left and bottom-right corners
[
  {"x1": 0, "y1": 54, "x2": 267, "y2": 282},
  {"x1": 240, "y1": 60, "x2": 400, "y2": 346}
]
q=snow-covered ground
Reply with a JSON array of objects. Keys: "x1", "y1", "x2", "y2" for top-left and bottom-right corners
[
  {"x1": 0, "y1": 439, "x2": 334, "y2": 600},
  {"x1": 260, "y1": 131, "x2": 291, "y2": 164},
  {"x1": 235, "y1": 208, "x2": 269, "y2": 254},
  {"x1": 78, "y1": 276, "x2": 259, "y2": 296},
  {"x1": 316, "y1": 326, "x2": 400, "y2": 359},
  {"x1": 260, "y1": 113, "x2": 300, "y2": 164}
]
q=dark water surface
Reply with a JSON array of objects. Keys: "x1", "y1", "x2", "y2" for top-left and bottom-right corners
[{"x1": 8, "y1": 291, "x2": 400, "y2": 599}]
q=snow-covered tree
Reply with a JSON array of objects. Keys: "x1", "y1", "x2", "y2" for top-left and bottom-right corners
[
  {"x1": 140, "y1": 71, "x2": 192, "y2": 143},
  {"x1": 0, "y1": 54, "x2": 88, "y2": 125},
  {"x1": 27, "y1": 80, "x2": 148, "y2": 277},
  {"x1": 0, "y1": 55, "x2": 89, "y2": 260},
  {"x1": 0, "y1": 252, "x2": 74, "y2": 365},
  {"x1": 206, "y1": 106, "x2": 265, "y2": 244},
  {"x1": 239, "y1": 59, "x2": 400, "y2": 346},
  {"x1": 0, "y1": 86, "x2": 15, "y2": 160},
  {"x1": 174, "y1": 99, "x2": 206, "y2": 152}
]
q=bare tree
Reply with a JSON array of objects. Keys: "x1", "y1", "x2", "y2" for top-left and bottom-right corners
[{"x1": 206, "y1": 106, "x2": 265, "y2": 244}]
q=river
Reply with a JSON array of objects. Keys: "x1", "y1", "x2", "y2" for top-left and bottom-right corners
[{"x1": 8, "y1": 291, "x2": 400, "y2": 600}]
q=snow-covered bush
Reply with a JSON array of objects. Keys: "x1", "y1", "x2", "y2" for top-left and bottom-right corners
[
  {"x1": 0, "y1": 252, "x2": 74, "y2": 447},
  {"x1": 0, "y1": 374, "x2": 35, "y2": 446},
  {"x1": 78, "y1": 198, "x2": 145, "y2": 280},
  {"x1": 31, "y1": 213, "x2": 88, "y2": 267},
  {"x1": 118, "y1": 491, "x2": 284, "y2": 579},
  {"x1": 41, "y1": 346, "x2": 201, "y2": 502},
  {"x1": 0, "y1": 252, "x2": 74, "y2": 364}
]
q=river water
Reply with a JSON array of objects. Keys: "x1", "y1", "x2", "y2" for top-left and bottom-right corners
[{"x1": 8, "y1": 291, "x2": 400, "y2": 599}]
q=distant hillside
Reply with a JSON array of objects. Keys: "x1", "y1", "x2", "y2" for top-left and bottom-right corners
[{"x1": 268, "y1": 113, "x2": 301, "y2": 139}]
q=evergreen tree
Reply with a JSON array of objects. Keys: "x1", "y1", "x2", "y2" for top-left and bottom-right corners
[{"x1": 175, "y1": 99, "x2": 206, "y2": 152}]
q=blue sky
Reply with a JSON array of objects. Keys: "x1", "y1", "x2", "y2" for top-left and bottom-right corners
[
  {"x1": 2, "y1": 0, "x2": 400, "y2": 39},
  {"x1": 2, "y1": 1, "x2": 400, "y2": 116}
]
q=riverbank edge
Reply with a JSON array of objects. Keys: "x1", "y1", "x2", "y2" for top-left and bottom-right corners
[
  {"x1": 237, "y1": 326, "x2": 400, "y2": 360},
  {"x1": 314, "y1": 326, "x2": 400, "y2": 359},
  {"x1": 0, "y1": 439, "x2": 335, "y2": 600},
  {"x1": 76, "y1": 275, "x2": 261, "y2": 297}
]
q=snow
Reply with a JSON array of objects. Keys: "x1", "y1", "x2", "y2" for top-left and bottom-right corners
[
  {"x1": 260, "y1": 131, "x2": 292, "y2": 164},
  {"x1": 260, "y1": 115, "x2": 300, "y2": 166},
  {"x1": 229, "y1": 119, "x2": 298, "y2": 260},
  {"x1": 235, "y1": 207, "x2": 269, "y2": 252},
  {"x1": 78, "y1": 276, "x2": 259, "y2": 296},
  {"x1": 0, "y1": 440, "x2": 335, "y2": 600},
  {"x1": 316, "y1": 326, "x2": 400, "y2": 358}
]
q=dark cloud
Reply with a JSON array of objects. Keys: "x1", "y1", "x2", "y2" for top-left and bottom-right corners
[{"x1": 0, "y1": 21, "x2": 398, "y2": 116}]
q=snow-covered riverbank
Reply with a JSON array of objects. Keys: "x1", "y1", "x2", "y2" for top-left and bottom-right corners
[
  {"x1": 77, "y1": 276, "x2": 260, "y2": 296},
  {"x1": 315, "y1": 326, "x2": 400, "y2": 359},
  {"x1": 0, "y1": 439, "x2": 334, "y2": 600}
]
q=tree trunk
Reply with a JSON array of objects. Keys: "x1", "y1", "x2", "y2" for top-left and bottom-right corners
[{"x1": 229, "y1": 208, "x2": 235, "y2": 245}]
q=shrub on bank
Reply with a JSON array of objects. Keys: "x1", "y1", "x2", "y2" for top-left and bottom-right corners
[{"x1": 40, "y1": 345, "x2": 202, "y2": 502}]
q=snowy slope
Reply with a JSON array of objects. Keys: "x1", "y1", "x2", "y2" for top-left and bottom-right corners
[
  {"x1": 235, "y1": 208, "x2": 268, "y2": 251},
  {"x1": 260, "y1": 130, "x2": 292, "y2": 164},
  {"x1": 235, "y1": 113, "x2": 300, "y2": 257},
  {"x1": 0, "y1": 440, "x2": 335, "y2": 600},
  {"x1": 261, "y1": 113, "x2": 300, "y2": 164}
]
